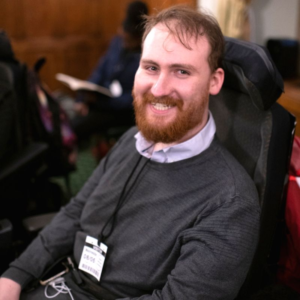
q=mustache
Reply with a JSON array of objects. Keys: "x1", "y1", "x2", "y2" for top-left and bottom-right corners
[{"x1": 134, "y1": 92, "x2": 184, "y2": 110}]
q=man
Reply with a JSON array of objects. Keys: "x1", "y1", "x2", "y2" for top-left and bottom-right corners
[
  {"x1": 71, "y1": 1, "x2": 148, "y2": 142},
  {"x1": 0, "y1": 5, "x2": 260, "y2": 300}
]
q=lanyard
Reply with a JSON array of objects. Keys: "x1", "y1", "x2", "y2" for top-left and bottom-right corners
[{"x1": 98, "y1": 155, "x2": 149, "y2": 243}]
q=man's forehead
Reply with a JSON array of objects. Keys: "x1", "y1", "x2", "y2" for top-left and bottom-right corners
[
  {"x1": 143, "y1": 23, "x2": 210, "y2": 58},
  {"x1": 145, "y1": 23, "x2": 208, "y2": 49}
]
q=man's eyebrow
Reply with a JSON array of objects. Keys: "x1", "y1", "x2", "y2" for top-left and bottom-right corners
[
  {"x1": 140, "y1": 60, "x2": 198, "y2": 73},
  {"x1": 170, "y1": 63, "x2": 198, "y2": 72},
  {"x1": 140, "y1": 59, "x2": 159, "y2": 66}
]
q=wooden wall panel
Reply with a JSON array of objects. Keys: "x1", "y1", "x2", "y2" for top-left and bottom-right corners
[
  {"x1": 0, "y1": 0, "x2": 27, "y2": 38},
  {"x1": 0, "y1": 0, "x2": 196, "y2": 91}
]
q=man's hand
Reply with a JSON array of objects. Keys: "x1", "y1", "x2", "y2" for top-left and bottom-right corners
[
  {"x1": 0, "y1": 278, "x2": 21, "y2": 300},
  {"x1": 74, "y1": 102, "x2": 89, "y2": 116}
]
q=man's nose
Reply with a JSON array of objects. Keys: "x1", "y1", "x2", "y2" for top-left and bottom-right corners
[{"x1": 151, "y1": 74, "x2": 172, "y2": 98}]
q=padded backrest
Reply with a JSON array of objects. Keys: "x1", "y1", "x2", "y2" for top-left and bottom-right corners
[
  {"x1": 0, "y1": 63, "x2": 21, "y2": 163},
  {"x1": 0, "y1": 30, "x2": 29, "y2": 164},
  {"x1": 210, "y1": 37, "x2": 294, "y2": 207},
  {"x1": 210, "y1": 86, "x2": 272, "y2": 205},
  {"x1": 209, "y1": 37, "x2": 296, "y2": 298}
]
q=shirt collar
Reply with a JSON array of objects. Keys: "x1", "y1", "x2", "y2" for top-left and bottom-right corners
[{"x1": 135, "y1": 111, "x2": 216, "y2": 163}]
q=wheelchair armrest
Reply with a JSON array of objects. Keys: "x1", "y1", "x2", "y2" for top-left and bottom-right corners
[
  {"x1": 0, "y1": 219, "x2": 13, "y2": 249},
  {"x1": 0, "y1": 142, "x2": 48, "y2": 181}
]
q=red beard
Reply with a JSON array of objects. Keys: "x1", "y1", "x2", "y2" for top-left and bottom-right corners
[{"x1": 133, "y1": 91, "x2": 208, "y2": 144}]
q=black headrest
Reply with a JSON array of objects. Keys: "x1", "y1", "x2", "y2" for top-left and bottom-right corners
[{"x1": 222, "y1": 37, "x2": 284, "y2": 111}]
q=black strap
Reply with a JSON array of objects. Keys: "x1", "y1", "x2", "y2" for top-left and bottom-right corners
[{"x1": 99, "y1": 155, "x2": 149, "y2": 243}]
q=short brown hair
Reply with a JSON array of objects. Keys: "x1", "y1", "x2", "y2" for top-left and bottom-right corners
[{"x1": 142, "y1": 5, "x2": 224, "y2": 71}]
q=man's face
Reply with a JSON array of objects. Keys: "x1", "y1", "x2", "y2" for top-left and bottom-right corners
[{"x1": 133, "y1": 23, "x2": 223, "y2": 145}]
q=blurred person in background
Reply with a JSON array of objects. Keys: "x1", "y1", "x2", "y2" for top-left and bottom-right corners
[{"x1": 70, "y1": 1, "x2": 149, "y2": 142}]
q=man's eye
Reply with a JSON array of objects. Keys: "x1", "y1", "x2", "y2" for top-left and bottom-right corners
[
  {"x1": 178, "y1": 70, "x2": 189, "y2": 75},
  {"x1": 147, "y1": 66, "x2": 157, "y2": 71}
]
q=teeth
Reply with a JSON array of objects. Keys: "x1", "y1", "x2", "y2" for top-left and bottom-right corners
[{"x1": 152, "y1": 102, "x2": 172, "y2": 111}]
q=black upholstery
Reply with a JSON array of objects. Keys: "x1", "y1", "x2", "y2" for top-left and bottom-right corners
[
  {"x1": 0, "y1": 32, "x2": 51, "y2": 272},
  {"x1": 0, "y1": 33, "x2": 49, "y2": 220},
  {"x1": 210, "y1": 37, "x2": 296, "y2": 298},
  {"x1": 0, "y1": 62, "x2": 21, "y2": 162}
]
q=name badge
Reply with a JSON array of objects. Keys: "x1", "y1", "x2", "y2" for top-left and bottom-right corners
[{"x1": 78, "y1": 236, "x2": 108, "y2": 281}]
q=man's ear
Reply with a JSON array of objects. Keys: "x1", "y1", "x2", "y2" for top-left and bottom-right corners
[{"x1": 209, "y1": 68, "x2": 224, "y2": 95}]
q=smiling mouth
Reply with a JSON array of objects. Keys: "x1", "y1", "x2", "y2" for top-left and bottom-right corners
[{"x1": 151, "y1": 102, "x2": 174, "y2": 111}]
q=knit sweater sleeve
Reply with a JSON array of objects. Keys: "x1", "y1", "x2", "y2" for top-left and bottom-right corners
[
  {"x1": 120, "y1": 195, "x2": 260, "y2": 300},
  {"x1": 1, "y1": 147, "x2": 116, "y2": 288}
]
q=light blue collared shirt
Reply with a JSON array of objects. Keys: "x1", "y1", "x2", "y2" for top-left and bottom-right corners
[{"x1": 135, "y1": 112, "x2": 216, "y2": 163}]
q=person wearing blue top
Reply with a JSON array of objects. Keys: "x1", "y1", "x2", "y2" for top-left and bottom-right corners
[{"x1": 71, "y1": 1, "x2": 149, "y2": 141}]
